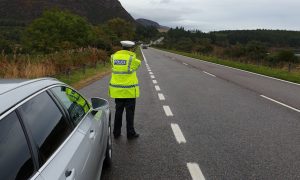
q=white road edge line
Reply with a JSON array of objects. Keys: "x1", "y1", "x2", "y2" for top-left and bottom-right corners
[
  {"x1": 153, "y1": 80, "x2": 157, "y2": 84},
  {"x1": 187, "y1": 163, "x2": 205, "y2": 180},
  {"x1": 156, "y1": 49, "x2": 300, "y2": 86},
  {"x1": 183, "y1": 62, "x2": 188, "y2": 66},
  {"x1": 163, "y1": 105, "x2": 173, "y2": 116},
  {"x1": 140, "y1": 47, "x2": 147, "y2": 62},
  {"x1": 151, "y1": 75, "x2": 155, "y2": 79},
  {"x1": 155, "y1": 85, "x2": 161, "y2": 91},
  {"x1": 203, "y1": 71, "x2": 216, "y2": 77},
  {"x1": 260, "y1": 95, "x2": 300, "y2": 113},
  {"x1": 170, "y1": 123, "x2": 186, "y2": 143},
  {"x1": 158, "y1": 93, "x2": 165, "y2": 100}
]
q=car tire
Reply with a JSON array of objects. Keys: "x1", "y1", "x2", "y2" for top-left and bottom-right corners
[{"x1": 104, "y1": 112, "x2": 112, "y2": 167}]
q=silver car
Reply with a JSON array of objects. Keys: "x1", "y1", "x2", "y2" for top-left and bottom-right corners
[{"x1": 0, "y1": 78, "x2": 112, "y2": 180}]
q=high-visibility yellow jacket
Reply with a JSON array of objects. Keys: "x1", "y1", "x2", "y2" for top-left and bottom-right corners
[
  {"x1": 109, "y1": 50, "x2": 141, "y2": 98},
  {"x1": 65, "y1": 88, "x2": 90, "y2": 113}
]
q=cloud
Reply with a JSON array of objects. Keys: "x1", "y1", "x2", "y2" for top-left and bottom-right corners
[
  {"x1": 119, "y1": 0, "x2": 300, "y2": 31},
  {"x1": 160, "y1": 0, "x2": 171, "y2": 3}
]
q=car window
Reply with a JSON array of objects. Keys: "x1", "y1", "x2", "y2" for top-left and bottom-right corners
[
  {"x1": 18, "y1": 92, "x2": 71, "y2": 166},
  {"x1": 51, "y1": 86, "x2": 90, "y2": 125},
  {"x1": 0, "y1": 112, "x2": 34, "y2": 180}
]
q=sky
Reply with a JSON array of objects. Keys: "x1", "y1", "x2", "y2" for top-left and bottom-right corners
[{"x1": 119, "y1": 0, "x2": 300, "y2": 32}]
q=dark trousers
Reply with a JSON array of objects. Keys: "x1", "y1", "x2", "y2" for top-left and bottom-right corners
[{"x1": 113, "y1": 98, "x2": 136, "y2": 136}]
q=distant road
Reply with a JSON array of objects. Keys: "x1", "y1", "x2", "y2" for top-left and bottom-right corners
[{"x1": 80, "y1": 47, "x2": 300, "y2": 180}]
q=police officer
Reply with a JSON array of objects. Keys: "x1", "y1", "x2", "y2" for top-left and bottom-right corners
[{"x1": 109, "y1": 41, "x2": 141, "y2": 139}]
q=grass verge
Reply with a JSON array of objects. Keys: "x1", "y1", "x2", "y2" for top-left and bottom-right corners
[
  {"x1": 135, "y1": 46, "x2": 144, "y2": 61},
  {"x1": 157, "y1": 48, "x2": 300, "y2": 84},
  {"x1": 55, "y1": 63, "x2": 111, "y2": 89}
]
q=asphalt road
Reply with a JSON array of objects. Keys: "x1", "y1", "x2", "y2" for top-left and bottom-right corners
[{"x1": 80, "y1": 48, "x2": 300, "y2": 180}]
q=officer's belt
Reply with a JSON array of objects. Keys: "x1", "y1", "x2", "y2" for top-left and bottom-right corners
[{"x1": 109, "y1": 84, "x2": 139, "y2": 88}]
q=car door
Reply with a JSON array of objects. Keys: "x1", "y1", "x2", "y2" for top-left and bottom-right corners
[
  {"x1": 87, "y1": 108, "x2": 107, "y2": 176},
  {"x1": 50, "y1": 86, "x2": 103, "y2": 179},
  {"x1": 17, "y1": 91, "x2": 86, "y2": 180},
  {"x1": 0, "y1": 111, "x2": 36, "y2": 180}
]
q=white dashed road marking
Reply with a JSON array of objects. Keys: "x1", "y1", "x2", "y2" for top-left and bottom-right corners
[
  {"x1": 260, "y1": 95, "x2": 300, "y2": 113},
  {"x1": 155, "y1": 85, "x2": 161, "y2": 91},
  {"x1": 151, "y1": 75, "x2": 155, "y2": 79},
  {"x1": 158, "y1": 93, "x2": 165, "y2": 100},
  {"x1": 203, "y1": 71, "x2": 216, "y2": 77},
  {"x1": 153, "y1": 80, "x2": 157, "y2": 84},
  {"x1": 149, "y1": 72, "x2": 153, "y2": 75},
  {"x1": 187, "y1": 163, "x2": 205, "y2": 180},
  {"x1": 183, "y1": 62, "x2": 188, "y2": 66},
  {"x1": 170, "y1": 123, "x2": 186, "y2": 143},
  {"x1": 163, "y1": 105, "x2": 173, "y2": 116}
]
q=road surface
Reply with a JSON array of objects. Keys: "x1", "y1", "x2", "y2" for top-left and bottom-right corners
[{"x1": 80, "y1": 48, "x2": 300, "y2": 180}]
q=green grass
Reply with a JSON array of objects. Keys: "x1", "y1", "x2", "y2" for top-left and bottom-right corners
[
  {"x1": 55, "y1": 63, "x2": 111, "y2": 88},
  {"x1": 158, "y1": 48, "x2": 300, "y2": 84},
  {"x1": 135, "y1": 46, "x2": 144, "y2": 61}
]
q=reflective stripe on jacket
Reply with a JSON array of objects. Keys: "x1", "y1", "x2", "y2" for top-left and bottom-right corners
[
  {"x1": 65, "y1": 88, "x2": 90, "y2": 113},
  {"x1": 109, "y1": 50, "x2": 141, "y2": 98}
]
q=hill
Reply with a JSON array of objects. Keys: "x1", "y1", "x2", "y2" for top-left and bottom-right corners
[
  {"x1": 0, "y1": 0, "x2": 135, "y2": 26},
  {"x1": 136, "y1": 18, "x2": 170, "y2": 32}
]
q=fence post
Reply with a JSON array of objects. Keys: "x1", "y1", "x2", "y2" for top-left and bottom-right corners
[
  {"x1": 83, "y1": 64, "x2": 86, "y2": 74},
  {"x1": 288, "y1": 63, "x2": 292, "y2": 72},
  {"x1": 94, "y1": 61, "x2": 97, "y2": 69},
  {"x1": 67, "y1": 68, "x2": 71, "y2": 79}
]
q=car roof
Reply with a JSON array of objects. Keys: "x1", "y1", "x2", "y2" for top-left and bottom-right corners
[{"x1": 0, "y1": 78, "x2": 65, "y2": 116}]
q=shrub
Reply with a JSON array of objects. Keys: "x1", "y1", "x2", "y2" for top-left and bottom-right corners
[{"x1": 22, "y1": 9, "x2": 94, "y2": 53}]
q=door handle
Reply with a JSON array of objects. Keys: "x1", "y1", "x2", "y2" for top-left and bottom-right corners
[
  {"x1": 89, "y1": 129, "x2": 95, "y2": 140},
  {"x1": 65, "y1": 168, "x2": 75, "y2": 180}
]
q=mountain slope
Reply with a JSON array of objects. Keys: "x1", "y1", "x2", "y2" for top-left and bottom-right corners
[
  {"x1": 136, "y1": 18, "x2": 160, "y2": 28},
  {"x1": 136, "y1": 18, "x2": 170, "y2": 32},
  {"x1": 0, "y1": 0, "x2": 135, "y2": 25}
]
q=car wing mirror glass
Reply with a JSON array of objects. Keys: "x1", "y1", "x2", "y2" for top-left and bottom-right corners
[{"x1": 91, "y1": 97, "x2": 109, "y2": 111}]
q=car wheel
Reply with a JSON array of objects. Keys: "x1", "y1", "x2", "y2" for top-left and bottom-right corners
[{"x1": 104, "y1": 113, "x2": 112, "y2": 167}]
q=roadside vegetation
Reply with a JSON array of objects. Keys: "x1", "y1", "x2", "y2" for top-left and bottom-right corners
[
  {"x1": 56, "y1": 63, "x2": 111, "y2": 89},
  {"x1": 155, "y1": 27, "x2": 300, "y2": 83},
  {"x1": 135, "y1": 47, "x2": 144, "y2": 61},
  {"x1": 160, "y1": 48, "x2": 300, "y2": 84},
  {"x1": 0, "y1": 9, "x2": 158, "y2": 83}
]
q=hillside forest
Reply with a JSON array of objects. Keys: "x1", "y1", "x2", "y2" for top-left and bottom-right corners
[{"x1": 0, "y1": 9, "x2": 159, "y2": 78}]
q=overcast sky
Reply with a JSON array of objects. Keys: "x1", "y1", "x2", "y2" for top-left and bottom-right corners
[{"x1": 119, "y1": 0, "x2": 300, "y2": 32}]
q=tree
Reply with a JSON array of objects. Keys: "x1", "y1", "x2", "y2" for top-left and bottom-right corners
[
  {"x1": 275, "y1": 50, "x2": 297, "y2": 63},
  {"x1": 135, "y1": 25, "x2": 159, "y2": 42},
  {"x1": 245, "y1": 41, "x2": 267, "y2": 60},
  {"x1": 105, "y1": 18, "x2": 135, "y2": 44},
  {"x1": 175, "y1": 37, "x2": 193, "y2": 52},
  {"x1": 0, "y1": 39, "x2": 13, "y2": 54},
  {"x1": 92, "y1": 25, "x2": 112, "y2": 51},
  {"x1": 23, "y1": 9, "x2": 94, "y2": 53},
  {"x1": 192, "y1": 38, "x2": 213, "y2": 54}
]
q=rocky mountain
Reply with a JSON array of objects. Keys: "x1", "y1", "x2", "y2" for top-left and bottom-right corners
[
  {"x1": 0, "y1": 0, "x2": 135, "y2": 25},
  {"x1": 136, "y1": 18, "x2": 170, "y2": 32}
]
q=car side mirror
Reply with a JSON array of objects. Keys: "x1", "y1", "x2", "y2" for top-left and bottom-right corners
[{"x1": 91, "y1": 97, "x2": 109, "y2": 111}]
